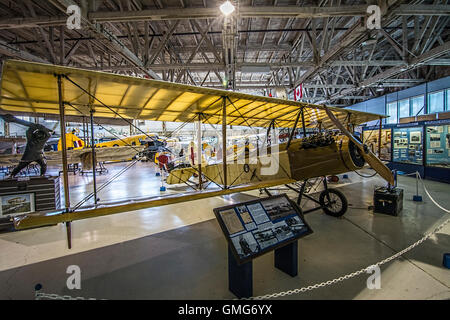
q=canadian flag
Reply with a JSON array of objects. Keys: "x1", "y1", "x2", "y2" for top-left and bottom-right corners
[{"x1": 294, "y1": 84, "x2": 303, "y2": 101}]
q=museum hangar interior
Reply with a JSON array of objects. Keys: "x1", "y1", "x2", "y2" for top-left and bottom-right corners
[{"x1": 0, "y1": 0, "x2": 449, "y2": 301}]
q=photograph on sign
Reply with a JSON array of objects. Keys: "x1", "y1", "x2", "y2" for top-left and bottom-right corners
[
  {"x1": 410, "y1": 131, "x2": 421, "y2": 144},
  {"x1": 230, "y1": 232, "x2": 259, "y2": 259},
  {"x1": 272, "y1": 220, "x2": 294, "y2": 241},
  {"x1": 285, "y1": 216, "x2": 308, "y2": 235},
  {"x1": 0, "y1": 193, "x2": 35, "y2": 216},
  {"x1": 253, "y1": 227, "x2": 278, "y2": 250},
  {"x1": 219, "y1": 209, "x2": 245, "y2": 235},
  {"x1": 260, "y1": 197, "x2": 296, "y2": 221}
]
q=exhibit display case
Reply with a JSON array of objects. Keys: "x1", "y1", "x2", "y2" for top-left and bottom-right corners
[
  {"x1": 392, "y1": 127, "x2": 423, "y2": 165},
  {"x1": 425, "y1": 124, "x2": 450, "y2": 168},
  {"x1": 362, "y1": 128, "x2": 392, "y2": 161},
  {"x1": 362, "y1": 120, "x2": 450, "y2": 183}
]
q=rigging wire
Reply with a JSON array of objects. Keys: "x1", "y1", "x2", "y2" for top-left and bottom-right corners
[
  {"x1": 63, "y1": 75, "x2": 175, "y2": 155},
  {"x1": 66, "y1": 103, "x2": 146, "y2": 209},
  {"x1": 66, "y1": 103, "x2": 143, "y2": 154}
]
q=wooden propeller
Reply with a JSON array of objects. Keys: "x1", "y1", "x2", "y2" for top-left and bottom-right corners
[{"x1": 324, "y1": 107, "x2": 395, "y2": 185}]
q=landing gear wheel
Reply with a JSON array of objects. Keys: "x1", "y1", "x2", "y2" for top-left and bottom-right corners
[{"x1": 319, "y1": 188, "x2": 348, "y2": 217}]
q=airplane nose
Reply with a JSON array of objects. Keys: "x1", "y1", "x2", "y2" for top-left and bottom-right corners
[{"x1": 348, "y1": 140, "x2": 366, "y2": 168}]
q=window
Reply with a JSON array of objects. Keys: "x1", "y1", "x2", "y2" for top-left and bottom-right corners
[
  {"x1": 398, "y1": 99, "x2": 410, "y2": 119},
  {"x1": 428, "y1": 90, "x2": 444, "y2": 114},
  {"x1": 386, "y1": 102, "x2": 398, "y2": 124},
  {"x1": 18, "y1": 116, "x2": 31, "y2": 122},
  {"x1": 447, "y1": 89, "x2": 450, "y2": 111},
  {"x1": 410, "y1": 95, "x2": 425, "y2": 116}
]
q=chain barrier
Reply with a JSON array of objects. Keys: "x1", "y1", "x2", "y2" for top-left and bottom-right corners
[
  {"x1": 33, "y1": 172, "x2": 449, "y2": 301},
  {"x1": 35, "y1": 291, "x2": 100, "y2": 300},
  {"x1": 245, "y1": 171, "x2": 450, "y2": 300}
]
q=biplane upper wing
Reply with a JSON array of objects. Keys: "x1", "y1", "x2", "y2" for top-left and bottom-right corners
[{"x1": 0, "y1": 60, "x2": 385, "y2": 128}]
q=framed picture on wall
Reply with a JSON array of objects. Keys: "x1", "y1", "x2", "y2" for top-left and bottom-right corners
[
  {"x1": 0, "y1": 193, "x2": 35, "y2": 217},
  {"x1": 410, "y1": 131, "x2": 422, "y2": 144}
]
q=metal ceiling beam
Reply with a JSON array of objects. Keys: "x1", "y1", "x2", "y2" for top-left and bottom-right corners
[
  {"x1": 0, "y1": 39, "x2": 48, "y2": 63},
  {"x1": 90, "y1": 5, "x2": 370, "y2": 22},
  {"x1": 88, "y1": 59, "x2": 450, "y2": 73},
  {"x1": 87, "y1": 4, "x2": 450, "y2": 21},
  {"x1": 394, "y1": 4, "x2": 450, "y2": 15},
  {"x1": 46, "y1": 0, "x2": 161, "y2": 79},
  {"x1": 293, "y1": 20, "x2": 368, "y2": 87},
  {"x1": 327, "y1": 41, "x2": 450, "y2": 102},
  {"x1": 200, "y1": 82, "x2": 421, "y2": 89},
  {"x1": 1, "y1": 5, "x2": 448, "y2": 28}
]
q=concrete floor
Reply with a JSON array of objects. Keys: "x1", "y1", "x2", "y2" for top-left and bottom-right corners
[{"x1": 0, "y1": 161, "x2": 449, "y2": 300}]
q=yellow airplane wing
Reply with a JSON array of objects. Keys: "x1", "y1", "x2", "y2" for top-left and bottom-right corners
[{"x1": 0, "y1": 60, "x2": 385, "y2": 129}]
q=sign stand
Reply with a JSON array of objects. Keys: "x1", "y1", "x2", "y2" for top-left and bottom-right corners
[
  {"x1": 217, "y1": 194, "x2": 312, "y2": 299},
  {"x1": 228, "y1": 246, "x2": 253, "y2": 299},
  {"x1": 228, "y1": 240, "x2": 299, "y2": 298},
  {"x1": 274, "y1": 240, "x2": 298, "y2": 277}
]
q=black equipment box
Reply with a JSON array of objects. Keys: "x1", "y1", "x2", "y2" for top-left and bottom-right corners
[
  {"x1": 373, "y1": 187, "x2": 403, "y2": 216},
  {"x1": 0, "y1": 176, "x2": 60, "y2": 231}
]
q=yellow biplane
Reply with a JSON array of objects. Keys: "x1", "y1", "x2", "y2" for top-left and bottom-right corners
[{"x1": 0, "y1": 60, "x2": 391, "y2": 248}]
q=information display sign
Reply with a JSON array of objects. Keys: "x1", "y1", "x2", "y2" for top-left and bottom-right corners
[
  {"x1": 214, "y1": 194, "x2": 313, "y2": 264},
  {"x1": 426, "y1": 125, "x2": 450, "y2": 168},
  {"x1": 392, "y1": 126, "x2": 423, "y2": 165}
]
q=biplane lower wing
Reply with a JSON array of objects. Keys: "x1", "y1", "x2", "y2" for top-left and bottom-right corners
[{"x1": 13, "y1": 178, "x2": 295, "y2": 230}]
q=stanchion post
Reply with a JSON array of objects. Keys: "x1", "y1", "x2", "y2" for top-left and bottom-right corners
[
  {"x1": 413, "y1": 171, "x2": 423, "y2": 202},
  {"x1": 160, "y1": 166, "x2": 166, "y2": 192}
]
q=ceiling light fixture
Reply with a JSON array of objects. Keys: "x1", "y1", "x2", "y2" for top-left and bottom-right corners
[
  {"x1": 376, "y1": 83, "x2": 384, "y2": 92},
  {"x1": 220, "y1": 1, "x2": 235, "y2": 16}
]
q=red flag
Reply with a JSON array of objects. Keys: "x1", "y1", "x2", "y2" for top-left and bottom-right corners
[{"x1": 294, "y1": 84, "x2": 303, "y2": 101}]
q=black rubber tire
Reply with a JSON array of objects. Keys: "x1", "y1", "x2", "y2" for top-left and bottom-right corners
[{"x1": 319, "y1": 188, "x2": 348, "y2": 217}]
